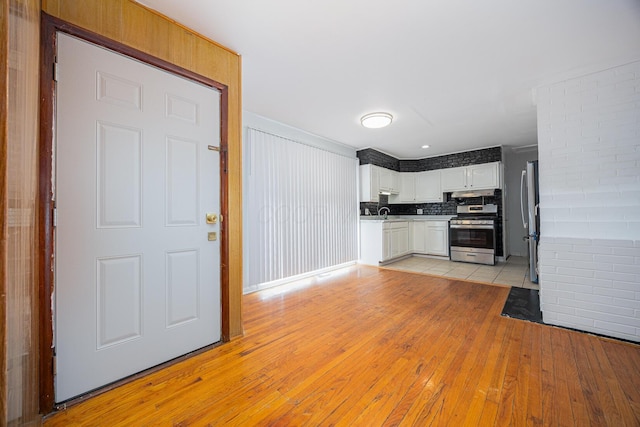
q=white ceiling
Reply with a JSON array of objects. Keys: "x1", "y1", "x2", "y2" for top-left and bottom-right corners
[{"x1": 137, "y1": 0, "x2": 640, "y2": 159}]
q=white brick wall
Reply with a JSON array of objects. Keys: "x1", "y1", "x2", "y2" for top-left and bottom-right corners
[
  {"x1": 537, "y1": 60, "x2": 640, "y2": 341},
  {"x1": 539, "y1": 237, "x2": 640, "y2": 341}
]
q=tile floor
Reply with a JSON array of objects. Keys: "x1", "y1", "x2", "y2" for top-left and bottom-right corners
[{"x1": 383, "y1": 255, "x2": 539, "y2": 290}]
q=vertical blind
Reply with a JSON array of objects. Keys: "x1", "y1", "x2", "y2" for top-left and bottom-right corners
[
  {"x1": 245, "y1": 128, "x2": 358, "y2": 291},
  {"x1": 6, "y1": 0, "x2": 40, "y2": 423}
]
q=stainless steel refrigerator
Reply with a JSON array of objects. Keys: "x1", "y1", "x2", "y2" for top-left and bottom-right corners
[{"x1": 520, "y1": 160, "x2": 539, "y2": 283}]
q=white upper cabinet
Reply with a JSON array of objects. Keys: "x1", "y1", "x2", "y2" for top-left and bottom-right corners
[
  {"x1": 468, "y1": 162, "x2": 500, "y2": 189},
  {"x1": 441, "y1": 162, "x2": 501, "y2": 192},
  {"x1": 359, "y1": 164, "x2": 380, "y2": 202},
  {"x1": 397, "y1": 173, "x2": 416, "y2": 202},
  {"x1": 360, "y1": 164, "x2": 400, "y2": 202},
  {"x1": 392, "y1": 170, "x2": 442, "y2": 203},
  {"x1": 441, "y1": 167, "x2": 467, "y2": 192},
  {"x1": 415, "y1": 170, "x2": 442, "y2": 202},
  {"x1": 362, "y1": 161, "x2": 500, "y2": 204},
  {"x1": 379, "y1": 167, "x2": 400, "y2": 194}
]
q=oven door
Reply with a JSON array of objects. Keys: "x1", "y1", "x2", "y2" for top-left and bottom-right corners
[{"x1": 449, "y1": 224, "x2": 495, "y2": 250}]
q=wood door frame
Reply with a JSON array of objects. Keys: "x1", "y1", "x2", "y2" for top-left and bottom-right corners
[{"x1": 38, "y1": 13, "x2": 231, "y2": 413}]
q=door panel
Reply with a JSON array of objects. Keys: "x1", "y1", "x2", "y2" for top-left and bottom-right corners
[
  {"x1": 96, "y1": 255, "x2": 142, "y2": 348},
  {"x1": 96, "y1": 122, "x2": 142, "y2": 228},
  {"x1": 55, "y1": 33, "x2": 221, "y2": 402},
  {"x1": 166, "y1": 249, "x2": 200, "y2": 327}
]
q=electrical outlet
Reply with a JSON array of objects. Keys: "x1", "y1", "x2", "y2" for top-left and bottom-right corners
[{"x1": 417, "y1": 208, "x2": 423, "y2": 215}]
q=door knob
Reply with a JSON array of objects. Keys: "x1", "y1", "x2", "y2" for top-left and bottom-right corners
[{"x1": 206, "y1": 213, "x2": 218, "y2": 224}]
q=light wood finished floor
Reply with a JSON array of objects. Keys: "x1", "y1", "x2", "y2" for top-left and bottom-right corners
[{"x1": 45, "y1": 265, "x2": 640, "y2": 426}]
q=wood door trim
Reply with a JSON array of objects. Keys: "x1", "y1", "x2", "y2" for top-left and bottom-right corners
[{"x1": 38, "y1": 13, "x2": 231, "y2": 413}]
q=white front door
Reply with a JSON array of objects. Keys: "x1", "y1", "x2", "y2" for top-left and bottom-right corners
[{"x1": 55, "y1": 33, "x2": 221, "y2": 402}]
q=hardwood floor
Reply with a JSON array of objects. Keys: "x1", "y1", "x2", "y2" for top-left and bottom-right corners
[{"x1": 44, "y1": 265, "x2": 640, "y2": 426}]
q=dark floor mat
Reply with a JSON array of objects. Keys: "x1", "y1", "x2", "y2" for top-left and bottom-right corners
[{"x1": 501, "y1": 287, "x2": 543, "y2": 324}]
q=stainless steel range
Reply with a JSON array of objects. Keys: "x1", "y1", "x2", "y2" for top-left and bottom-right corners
[{"x1": 449, "y1": 204, "x2": 497, "y2": 265}]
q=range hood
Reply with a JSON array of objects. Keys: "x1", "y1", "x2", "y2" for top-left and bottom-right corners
[{"x1": 450, "y1": 189, "x2": 495, "y2": 198}]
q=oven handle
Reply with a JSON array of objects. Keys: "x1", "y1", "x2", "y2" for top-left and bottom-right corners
[{"x1": 450, "y1": 224, "x2": 495, "y2": 230}]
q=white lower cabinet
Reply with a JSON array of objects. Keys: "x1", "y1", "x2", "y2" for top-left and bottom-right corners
[
  {"x1": 425, "y1": 222, "x2": 449, "y2": 256},
  {"x1": 388, "y1": 222, "x2": 409, "y2": 259},
  {"x1": 410, "y1": 221, "x2": 426, "y2": 252},
  {"x1": 361, "y1": 219, "x2": 448, "y2": 265},
  {"x1": 360, "y1": 221, "x2": 409, "y2": 265},
  {"x1": 410, "y1": 220, "x2": 449, "y2": 256},
  {"x1": 382, "y1": 227, "x2": 391, "y2": 260}
]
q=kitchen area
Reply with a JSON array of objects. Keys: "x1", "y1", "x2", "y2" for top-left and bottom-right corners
[{"x1": 358, "y1": 146, "x2": 539, "y2": 290}]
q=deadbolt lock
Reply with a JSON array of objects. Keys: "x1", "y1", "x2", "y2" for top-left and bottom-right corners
[
  {"x1": 208, "y1": 232, "x2": 217, "y2": 241},
  {"x1": 206, "y1": 213, "x2": 218, "y2": 224}
]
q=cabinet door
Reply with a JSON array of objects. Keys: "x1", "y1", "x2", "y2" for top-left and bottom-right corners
[
  {"x1": 398, "y1": 226, "x2": 409, "y2": 255},
  {"x1": 468, "y1": 163, "x2": 498, "y2": 190},
  {"x1": 441, "y1": 167, "x2": 467, "y2": 191},
  {"x1": 411, "y1": 221, "x2": 427, "y2": 253},
  {"x1": 416, "y1": 170, "x2": 442, "y2": 202},
  {"x1": 399, "y1": 173, "x2": 416, "y2": 202},
  {"x1": 359, "y1": 164, "x2": 380, "y2": 202},
  {"x1": 379, "y1": 167, "x2": 392, "y2": 191},
  {"x1": 382, "y1": 228, "x2": 392, "y2": 260},
  {"x1": 389, "y1": 223, "x2": 409, "y2": 258},
  {"x1": 391, "y1": 227, "x2": 409, "y2": 257},
  {"x1": 390, "y1": 229, "x2": 399, "y2": 258},
  {"x1": 390, "y1": 170, "x2": 401, "y2": 193},
  {"x1": 426, "y1": 223, "x2": 449, "y2": 256},
  {"x1": 370, "y1": 165, "x2": 380, "y2": 199},
  {"x1": 408, "y1": 222, "x2": 414, "y2": 249}
]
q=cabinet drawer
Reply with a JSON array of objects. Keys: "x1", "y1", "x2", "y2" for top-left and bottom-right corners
[
  {"x1": 383, "y1": 221, "x2": 408, "y2": 230},
  {"x1": 427, "y1": 220, "x2": 448, "y2": 228}
]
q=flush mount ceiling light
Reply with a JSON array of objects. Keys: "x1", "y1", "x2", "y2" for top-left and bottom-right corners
[
  {"x1": 422, "y1": 145, "x2": 430, "y2": 149},
  {"x1": 361, "y1": 112, "x2": 393, "y2": 129}
]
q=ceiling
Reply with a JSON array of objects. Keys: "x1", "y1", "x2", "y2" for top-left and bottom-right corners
[{"x1": 136, "y1": 0, "x2": 640, "y2": 159}]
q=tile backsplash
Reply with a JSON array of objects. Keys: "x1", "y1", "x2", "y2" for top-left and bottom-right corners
[{"x1": 387, "y1": 200, "x2": 457, "y2": 216}]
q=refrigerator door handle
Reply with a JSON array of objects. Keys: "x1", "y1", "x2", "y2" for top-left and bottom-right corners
[{"x1": 520, "y1": 170, "x2": 528, "y2": 229}]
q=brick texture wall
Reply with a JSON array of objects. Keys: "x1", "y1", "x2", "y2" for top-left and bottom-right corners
[
  {"x1": 356, "y1": 148, "x2": 400, "y2": 171},
  {"x1": 536, "y1": 60, "x2": 640, "y2": 341},
  {"x1": 540, "y1": 237, "x2": 640, "y2": 341},
  {"x1": 357, "y1": 146, "x2": 501, "y2": 171}
]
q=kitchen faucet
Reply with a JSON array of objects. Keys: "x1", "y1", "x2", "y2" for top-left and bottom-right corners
[{"x1": 377, "y1": 207, "x2": 390, "y2": 219}]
